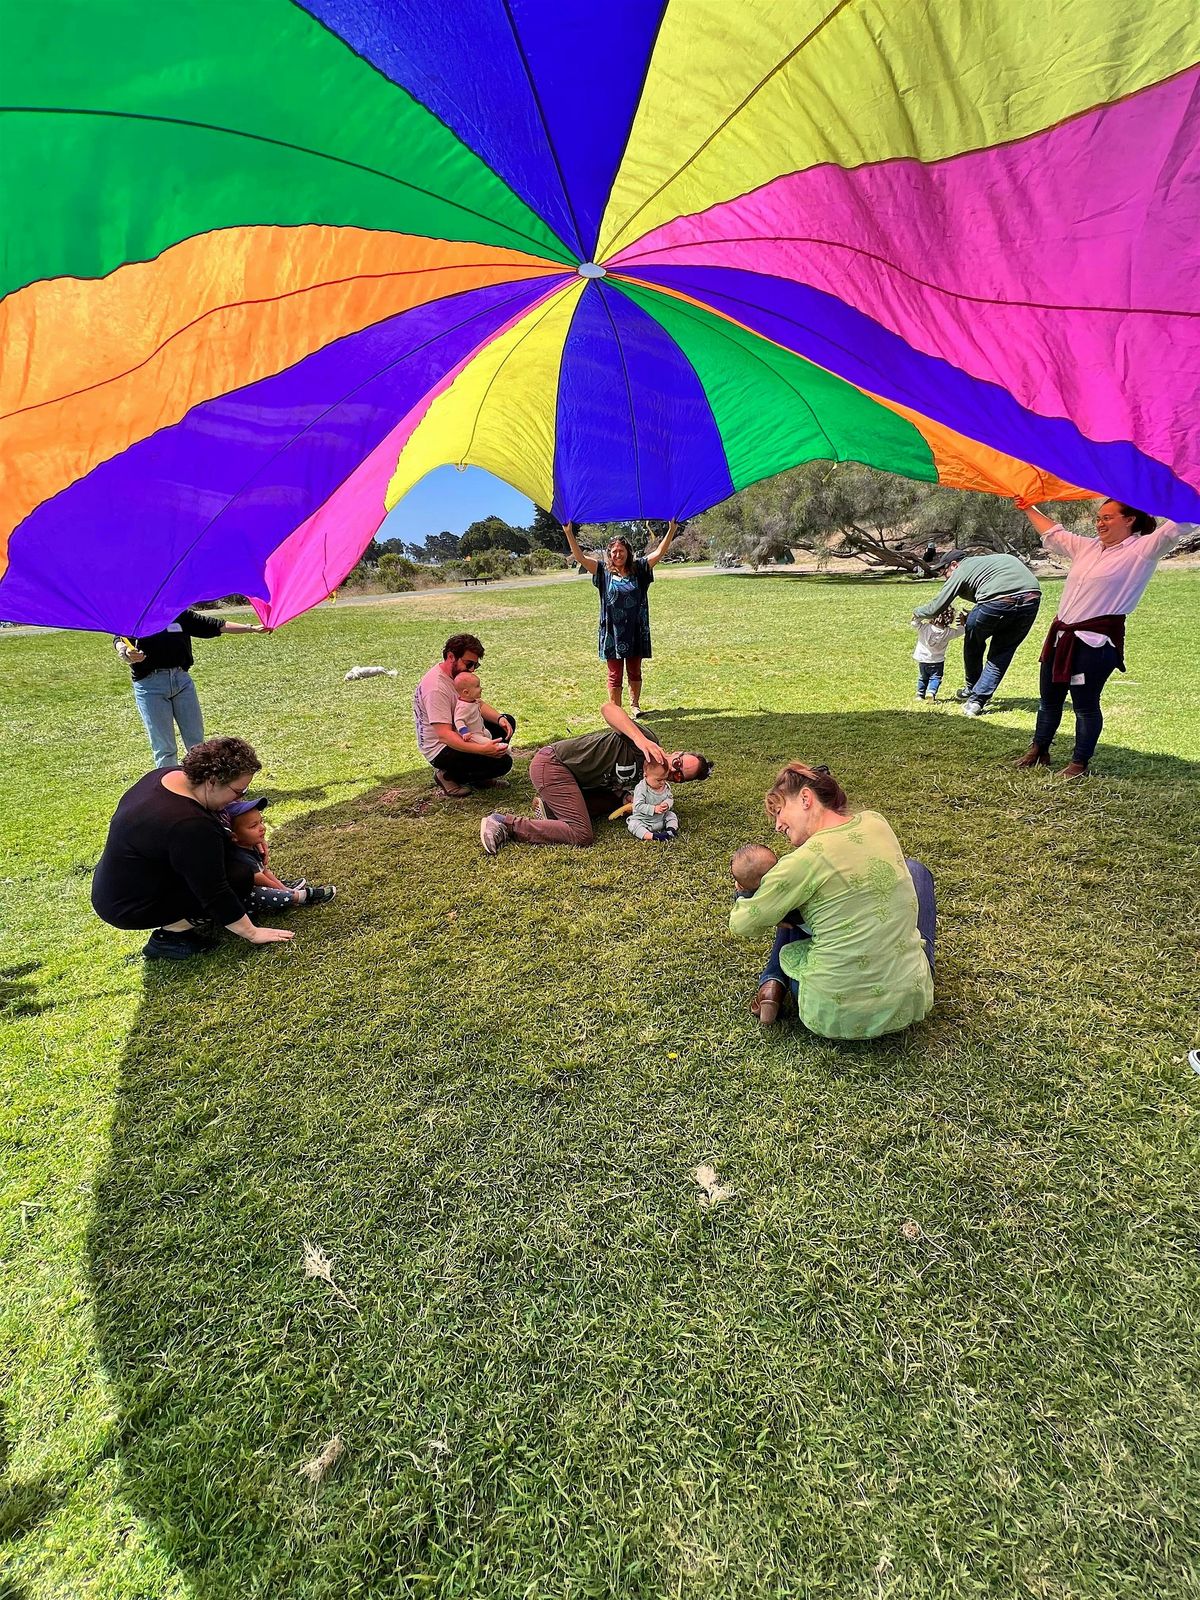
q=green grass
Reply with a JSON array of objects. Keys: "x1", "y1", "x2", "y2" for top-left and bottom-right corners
[{"x1": 2, "y1": 569, "x2": 1199, "y2": 1599}]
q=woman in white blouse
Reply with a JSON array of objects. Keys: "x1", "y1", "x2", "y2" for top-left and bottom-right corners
[{"x1": 1016, "y1": 499, "x2": 1190, "y2": 777}]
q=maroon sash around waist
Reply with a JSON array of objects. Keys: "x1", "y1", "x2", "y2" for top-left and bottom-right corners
[{"x1": 1039, "y1": 614, "x2": 1127, "y2": 684}]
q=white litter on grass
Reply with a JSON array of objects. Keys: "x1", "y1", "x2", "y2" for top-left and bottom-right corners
[
  {"x1": 344, "y1": 666, "x2": 397, "y2": 681},
  {"x1": 692, "y1": 1163, "x2": 734, "y2": 1208},
  {"x1": 296, "y1": 1434, "x2": 344, "y2": 1487},
  {"x1": 301, "y1": 1240, "x2": 359, "y2": 1312}
]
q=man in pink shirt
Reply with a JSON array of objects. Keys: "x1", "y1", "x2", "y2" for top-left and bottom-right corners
[
  {"x1": 413, "y1": 632, "x2": 516, "y2": 797},
  {"x1": 1016, "y1": 499, "x2": 1193, "y2": 777}
]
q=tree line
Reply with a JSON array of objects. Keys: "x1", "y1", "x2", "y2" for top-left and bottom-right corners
[{"x1": 358, "y1": 462, "x2": 1197, "y2": 591}]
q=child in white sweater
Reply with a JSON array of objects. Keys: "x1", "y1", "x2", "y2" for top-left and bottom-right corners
[{"x1": 910, "y1": 605, "x2": 966, "y2": 700}]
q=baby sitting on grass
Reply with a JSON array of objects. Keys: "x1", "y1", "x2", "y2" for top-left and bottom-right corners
[
  {"x1": 627, "y1": 752, "x2": 678, "y2": 841},
  {"x1": 226, "y1": 797, "x2": 337, "y2": 914}
]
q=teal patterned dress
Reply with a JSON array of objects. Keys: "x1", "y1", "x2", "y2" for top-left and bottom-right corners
[{"x1": 593, "y1": 558, "x2": 653, "y2": 661}]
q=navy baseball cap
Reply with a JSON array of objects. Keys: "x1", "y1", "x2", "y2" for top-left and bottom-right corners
[
  {"x1": 936, "y1": 548, "x2": 970, "y2": 569},
  {"x1": 226, "y1": 796, "x2": 269, "y2": 817}
]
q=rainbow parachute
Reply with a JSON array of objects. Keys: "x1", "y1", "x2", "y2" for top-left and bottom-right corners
[{"x1": 2, "y1": 2, "x2": 1198, "y2": 631}]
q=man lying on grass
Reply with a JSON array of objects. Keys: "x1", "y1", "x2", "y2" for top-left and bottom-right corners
[{"x1": 480, "y1": 703, "x2": 711, "y2": 853}]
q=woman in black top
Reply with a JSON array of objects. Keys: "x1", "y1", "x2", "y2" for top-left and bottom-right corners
[
  {"x1": 115, "y1": 608, "x2": 265, "y2": 769},
  {"x1": 91, "y1": 736, "x2": 294, "y2": 961}
]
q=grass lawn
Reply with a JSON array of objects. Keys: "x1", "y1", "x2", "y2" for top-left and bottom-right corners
[{"x1": 2, "y1": 568, "x2": 1199, "y2": 1599}]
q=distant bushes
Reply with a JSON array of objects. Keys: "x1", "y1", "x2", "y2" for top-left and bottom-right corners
[{"x1": 339, "y1": 545, "x2": 572, "y2": 596}]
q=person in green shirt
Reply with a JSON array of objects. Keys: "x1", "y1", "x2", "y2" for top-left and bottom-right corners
[
  {"x1": 913, "y1": 549, "x2": 1041, "y2": 716},
  {"x1": 729, "y1": 763, "x2": 934, "y2": 1039}
]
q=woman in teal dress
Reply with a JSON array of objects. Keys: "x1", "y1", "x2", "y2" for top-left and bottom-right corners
[
  {"x1": 729, "y1": 762, "x2": 935, "y2": 1039},
  {"x1": 564, "y1": 521, "x2": 677, "y2": 717}
]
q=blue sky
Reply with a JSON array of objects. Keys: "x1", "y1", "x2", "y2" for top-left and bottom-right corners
[{"x1": 379, "y1": 466, "x2": 534, "y2": 543}]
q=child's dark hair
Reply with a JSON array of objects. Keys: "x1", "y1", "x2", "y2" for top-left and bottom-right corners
[
  {"x1": 929, "y1": 602, "x2": 957, "y2": 628},
  {"x1": 765, "y1": 762, "x2": 848, "y2": 817}
]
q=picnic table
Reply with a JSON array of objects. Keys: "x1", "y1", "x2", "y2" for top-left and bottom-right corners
[{"x1": 463, "y1": 575, "x2": 491, "y2": 587}]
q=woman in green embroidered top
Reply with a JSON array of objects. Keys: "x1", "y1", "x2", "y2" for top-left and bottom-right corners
[{"x1": 729, "y1": 763, "x2": 935, "y2": 1039}]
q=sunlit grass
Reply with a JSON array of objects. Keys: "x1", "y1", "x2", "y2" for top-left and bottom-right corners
[{"x1": 2, "y1": 569, "x2": 1198, "y2": 1598}]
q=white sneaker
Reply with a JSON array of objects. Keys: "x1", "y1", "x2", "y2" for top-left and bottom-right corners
[
  {"x1": 480, "y1": 813, "x2": 511, "y2": 855},
  {"x1": 962, "y1": 698, "x2": 985, "y2": 717}
]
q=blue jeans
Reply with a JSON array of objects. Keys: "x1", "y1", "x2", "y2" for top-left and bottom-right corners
[
  {"x1": 760, "y1": 858, "x2": 937, "y2": 992},
  {"x1": 963, "y1": 596, "x2": 1040, "y2": 703},
  {"x1": 1032, "y1": 639, "x2": 1119, "y2": 765},
  {"x1": 916, "y1": 660, "x2": 944, "y2": 697},
  {"x1": 132, "y1": 668, "x2": 205, "y2": 768}
]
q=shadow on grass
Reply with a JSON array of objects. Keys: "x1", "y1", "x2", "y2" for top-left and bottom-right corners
[
  {"x1": 0, "y1": 962, "x2": 48, "y2": 1020},
  {"x1": 0, "y1": 1402, "x2": 65, "y2": 1597},
  {"x1": 88, "y1": 715, "x2": 1200, "y2": 1597}
]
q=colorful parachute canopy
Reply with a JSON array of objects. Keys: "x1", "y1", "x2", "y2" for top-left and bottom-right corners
[{"x1": 2, "y1": 2, "x2": 1198, "y2": 632}]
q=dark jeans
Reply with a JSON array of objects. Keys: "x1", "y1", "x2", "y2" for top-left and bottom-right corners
[
  {"x1": 1032, "y1": 639, "x2": 1119, "y2": 765},
  {"x1": 431, "y1": 713, "x2": 515, "y2": 786},
  {"x1": 761, "y1": 857, "x2": 937, "y2": 992},
  {"x1": 916, "y1": 660, "x2": 944, "y2": 697},
  {"x1": 963, "y1": 595, "x2": 1040, "y2": 702}
]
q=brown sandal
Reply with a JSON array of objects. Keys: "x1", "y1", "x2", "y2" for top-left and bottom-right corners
[{"x1": 1014, "y1": 745, "x2": 1050, "y2": 769}]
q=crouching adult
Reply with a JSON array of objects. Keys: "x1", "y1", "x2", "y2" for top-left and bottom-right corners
[
  {"x1": 729, "y1": 763, "x2": 934, "y2": 1038},
  {"x1": 413, "y1": 633, "x2": 516, "y2": 797},
  {"x1": 91, "y1": 736, "x2": 294, "y2": 960},
  {"x1": 479, "y1": 703, "x2": 711, "y2": 854}
]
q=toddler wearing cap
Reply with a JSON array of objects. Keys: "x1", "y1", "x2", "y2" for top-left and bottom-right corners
[{"x1": 224, "y1": 796, "x2": 337, "y2": 914}]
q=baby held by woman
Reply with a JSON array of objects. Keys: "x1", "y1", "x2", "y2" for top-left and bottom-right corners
[{"x1": 731, "y1": 843, "x2": 801, "y2": 928}]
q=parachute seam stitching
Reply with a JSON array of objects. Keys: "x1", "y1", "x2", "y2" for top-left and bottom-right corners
[
  {"x1": 620, "y1": 278, "x2": 839, "y2": 464},
  {"x1": 599, "y1": 0, "x2": 856, "y2": 258},
  {"x1": 128, "y1": 281, "x2": 553, "y2": 632},
  {"x1": 595, "y1": 283, "x2": 642, "y2": 513},
  {"x1": 590, "y1": 0, "x2": 670, "y2": 263},
  {"x1": 0, "y1": 106, "x2": 575, "y2": 268},
  {"x1": 460, "y1": 282, "x2": 576, "y2": 467},
  {"x1": 615, "y1": 240, "x2": 1198, "y2": 319},
  {"x1": 498, "y1": 0, "x2": 585, "y2": 260},
  {"x1": 2, "y1": 263, "x2": 570, "y2": 423}
]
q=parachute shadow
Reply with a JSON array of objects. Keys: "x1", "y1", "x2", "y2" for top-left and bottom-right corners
[{"x1": 86, "y1": 718, "x2": 1199, "y2": 1590}]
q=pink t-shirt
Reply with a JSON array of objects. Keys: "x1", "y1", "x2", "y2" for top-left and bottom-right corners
[{"x1": 413, "y1": 663, "x2": 457, "y2": 759}]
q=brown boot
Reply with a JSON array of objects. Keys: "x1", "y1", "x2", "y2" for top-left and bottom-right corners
[
  {"x1": 1060, "y1": 761, "x2": 1089, "y2": 780},
  {"x1": 751, "y1": 979, "x2": 788, "y2": 1026},
  {"x1": 1014, "y1": 745, "x2": 1050, "y2": 769}
]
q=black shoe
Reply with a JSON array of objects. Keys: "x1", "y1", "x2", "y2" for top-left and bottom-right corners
[{"x1": 143, "y1": 928, "x2": 214, "y2": 961}]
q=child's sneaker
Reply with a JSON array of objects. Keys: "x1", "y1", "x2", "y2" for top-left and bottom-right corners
[{"x1": 300, "y1": 884, "x2": 336, "y2": 906}]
